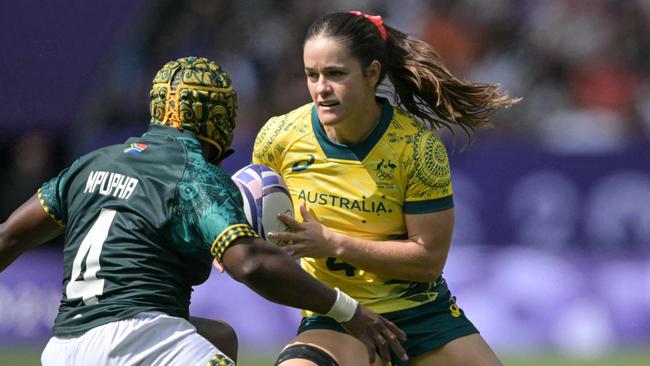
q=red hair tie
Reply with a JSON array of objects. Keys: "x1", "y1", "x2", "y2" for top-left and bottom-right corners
[{"x1": 350, "y1": 10, "x2": 388, "y2": 41}]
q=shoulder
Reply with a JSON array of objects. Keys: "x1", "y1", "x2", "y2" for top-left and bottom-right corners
[
  {"x1": 390, "y1": 107, "x2": 444, "y2": 149},
  {"x1": 177, "y1": 139, "x2": 236, "y2": 191},
  {"x1": 43, "y1": 144, "x2": 117, "y2": 192},
  {"x1": 390, "y1": 107, "x2": 426, "y2": 135},
  {"x1": 391, "y1": 108, "x2": 451, "y2": 187},
  {"x1": 385, "y1": 107, "x2": 446, "y2": 158},
  {"x1": 256, "y1": 103, "x2": 312, "y2": 142},
  {"x1": 253, "y1": 103, "x2": 313, "y2": 165}
]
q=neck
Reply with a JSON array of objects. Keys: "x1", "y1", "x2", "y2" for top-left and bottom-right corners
[{"x1": 324, "y1": 99, "x2": 382, "y2": 145}]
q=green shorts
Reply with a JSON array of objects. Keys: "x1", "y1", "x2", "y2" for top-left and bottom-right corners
[{"x1": 297, "y1": 278, "x2": 478, "y2": 365}]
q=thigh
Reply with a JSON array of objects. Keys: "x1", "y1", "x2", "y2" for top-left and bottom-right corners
[
  {"x1": 41, "y1": 337, "x2": 75, "y2": 366},
  {"x1": 278, "y1": 329, "x2": 370, "y2": 366},
  {"x1": 43, "y1": 312, "x2": 233, "y2": 366},
  {"x1": 410, "y1": 333, "x2": 502, "y2": 366},
  {"x1": 379, "y1": 287, "x2": 479, "y2": 365},
  {"x1": 189, "y1": 316, "x2": 238, "y2": 362},
  {"x1": 114, "y1": 312, "x2": 229, "y2": 366}
]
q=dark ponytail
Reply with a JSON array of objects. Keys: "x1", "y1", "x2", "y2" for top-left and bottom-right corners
[{"x1": 305, "y1": 12, "x2": 520, "y2": 135}]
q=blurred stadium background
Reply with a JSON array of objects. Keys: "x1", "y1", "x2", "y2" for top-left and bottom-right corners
[{"x1": 1, "y1": 0, "x2": 649, "y2": 365}]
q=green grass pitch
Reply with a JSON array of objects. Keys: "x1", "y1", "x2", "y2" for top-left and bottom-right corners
[{"x1": 2, "y1": 347, "x2": 650, "y2": 365}]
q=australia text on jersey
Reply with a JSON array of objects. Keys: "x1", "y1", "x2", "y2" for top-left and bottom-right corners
[
  {"x1": 83, "y1": 170, "x2": 139, "y2": 199},
  {"x1": 298, "y1": 189, "x2": 390, "y2": 214}
]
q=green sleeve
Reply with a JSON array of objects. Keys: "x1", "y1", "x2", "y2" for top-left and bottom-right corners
[
  {"x1": 169, "y1": 149, "x2": 257, "y2": 259},
  {"x1": 38, "y1": 163, "x2": 78, "y2": 227}
]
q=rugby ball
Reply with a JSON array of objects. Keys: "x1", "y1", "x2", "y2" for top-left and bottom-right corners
[{"x1": 231, "y1": 164, "x2": 293, "y2": 245}]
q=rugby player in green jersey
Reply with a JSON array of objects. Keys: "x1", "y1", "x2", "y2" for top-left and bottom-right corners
[
  {"x1": 0, "y1": 57, "x2": 406, "y2": 366},
  {"x1": 253, "y1": 11, "x2": 519, "y2": 366}
]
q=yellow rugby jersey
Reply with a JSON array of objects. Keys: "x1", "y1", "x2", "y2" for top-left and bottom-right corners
[{"x1": 253, "y1": 98, "x2": 453, "y2": 314}]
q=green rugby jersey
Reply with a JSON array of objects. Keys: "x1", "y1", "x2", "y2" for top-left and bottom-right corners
[{"x1": 38, "y1": 125, "x2": 256, "y2": 335}]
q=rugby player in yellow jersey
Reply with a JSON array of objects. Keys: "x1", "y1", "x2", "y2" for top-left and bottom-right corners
[{"x1": 253, "y1": 11, "x2": 519, "y2": 366}]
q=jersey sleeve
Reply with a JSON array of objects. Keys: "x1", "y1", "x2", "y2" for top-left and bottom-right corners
[
  {"x1": 169, "y1": 156, "x2": 257, "y2": 260},
  {"x1": 37, "y1": 166, "x2": 74, "y2": 227},
  {"x1": 403, "y1": 129, "x2": 454, "y2": 214},
  {"x1": 252, "y1": 115, "x2": 286, "y2": 172}
]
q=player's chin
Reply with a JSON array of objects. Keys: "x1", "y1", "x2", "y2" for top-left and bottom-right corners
[{"x1": 317, "y1": 111, "x2": 344, "y2": 127}]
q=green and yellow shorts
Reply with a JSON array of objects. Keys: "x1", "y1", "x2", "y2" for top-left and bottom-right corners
[{"x1": 297, "y1": 279, "x2": 478, "y2": 365}]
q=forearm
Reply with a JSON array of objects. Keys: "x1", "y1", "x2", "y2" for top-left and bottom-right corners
[
  {"x1": 0, "y1": 195, "x2": 64, "y2": 272},
  {"x1": 225, "y1": 241, "x2": 336, "y2": 314},
  {"x1": 331, "y1": 233, "x2": 447, "y2": 282},
  {"x1": 0, "y1": 224, "x2": 23, "y2": 271}
]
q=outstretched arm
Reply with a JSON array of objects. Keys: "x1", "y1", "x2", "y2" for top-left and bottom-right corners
[
  {"x1": 0, "y1": 194, "x2": 65, "y2": 272},
  {"x1": 220, "y1": 237, "x2": 408, "y2": 364},
  {"x1": 222, "y1": 238, "x2": 335, "y2": 313},
  {"x1": 271, "y1": 202, "x2": 454, "y2": 283}
]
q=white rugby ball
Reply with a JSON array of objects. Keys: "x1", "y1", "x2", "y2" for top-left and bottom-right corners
[{"x1": 231, "y1": 164, "x2": 293, "y2": 245}]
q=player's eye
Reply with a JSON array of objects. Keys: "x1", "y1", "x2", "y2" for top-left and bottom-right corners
[
  {"x1": 328, "y1": 70, "x2": 345, "y2": 77},
  {"x1": 306, "y1": 72, "x2": 319, "y2": 82}
]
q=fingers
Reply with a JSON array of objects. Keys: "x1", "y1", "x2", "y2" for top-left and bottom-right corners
[
  {"x1": 382, "y1": 318, "x2": 407, "y2": 342},
  {"x1": 276, "y1": 212, "x2": 301, "y2": 229},
  {"x1": 299, "y1": 202, "x2": 312, "y2": 222},
  {"x1": 366, "y1": 316, "x2": 408, "y2": 364},
  {"x1": 381, "y1": 319, "x2": 408, "y2": 362},
  {"x1": 266, "y1": 231, "x2": 294, "y2": 242},
  {"x1": 279, "y1": 244, "x2": 303, "y2": 258},
  {"x1": 369, "y1": 318, "x2": 408, "y2": 365},
  {"x1": 362, "y1": 338, "x2": 377, "y2": 364},
  {"x1": 372, "y1": 331, "x2": 390, "y2": 365},
  {"x1": 345, "y1": 311, "x2": 408, "y2": 365}
]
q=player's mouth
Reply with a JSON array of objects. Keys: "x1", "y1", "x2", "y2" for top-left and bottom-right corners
[{"x1": 318, "y1": 101, "x2": 340, "y2": 110}]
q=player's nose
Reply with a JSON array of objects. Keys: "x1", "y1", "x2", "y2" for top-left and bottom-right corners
[{"x1": 316, "y1": 76, "x2": 332, "y2": 95}]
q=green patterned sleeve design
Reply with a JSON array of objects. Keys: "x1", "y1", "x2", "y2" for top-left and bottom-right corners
[
  {"x1": 403, "y1": 128, "x2": 454, "y2": 214},
  {"x1": 37, "y1": 169, "x2": 69, "y2": 227},
  {"x1": 170, "y1": 147, "x2": 257, "y2": 259}
]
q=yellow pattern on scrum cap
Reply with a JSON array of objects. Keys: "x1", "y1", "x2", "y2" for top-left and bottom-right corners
[{"x1": 150, "y1": 57, "x2": 237, "y2": 157}]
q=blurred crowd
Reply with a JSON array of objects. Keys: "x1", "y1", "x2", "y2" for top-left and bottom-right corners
[
  {"x1": 87, "y1": 0, "x2": 650, "y2": 151},
  {"x1": 2, "y1": 0, "x2": 649, "y2": 217}
]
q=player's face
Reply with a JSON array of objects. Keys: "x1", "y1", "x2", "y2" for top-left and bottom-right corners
[{"x1": 304, "y1": 36, "x2": 376, "y2": 128}]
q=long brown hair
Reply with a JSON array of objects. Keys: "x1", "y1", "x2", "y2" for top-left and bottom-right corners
[{"x1": 305, "y1": 12, "x2": 520, "y2": 137}]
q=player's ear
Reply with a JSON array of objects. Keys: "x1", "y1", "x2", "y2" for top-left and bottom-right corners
[{"x1": 365, "y1": 60, "x2": 381, "y2": 86}]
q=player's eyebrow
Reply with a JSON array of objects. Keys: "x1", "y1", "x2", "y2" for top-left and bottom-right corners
[{"x1": 304, "y1": 65, "x2": 346, "y2": 72}]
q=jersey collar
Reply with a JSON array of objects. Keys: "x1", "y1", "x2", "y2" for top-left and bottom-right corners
[
  {"x1": 126, "y1": 124, "x2": 203, "y2": 152},
  {"x1": 311, "y1": 97, "x2": 393, "y2": 161},
  {"x1": 142, "y1": 124, "x2": 200, "y2": 140}
]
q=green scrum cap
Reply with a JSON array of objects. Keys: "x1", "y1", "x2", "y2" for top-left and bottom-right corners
[{"x1": 150, "y1": 57, "x2": 237, "y2": 158}]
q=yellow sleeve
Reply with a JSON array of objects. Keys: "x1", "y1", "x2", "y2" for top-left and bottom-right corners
[
  {"x1": 252, "y1": 116, "x2": 286, "y2": 172},
  {"x1": 403, "y1": 129, "x2": 454, "y2": 214}
]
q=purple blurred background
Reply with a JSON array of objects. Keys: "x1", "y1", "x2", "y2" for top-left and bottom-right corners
[{"x1": 1, "y1": 0, "x2": 649, "y2": 359}]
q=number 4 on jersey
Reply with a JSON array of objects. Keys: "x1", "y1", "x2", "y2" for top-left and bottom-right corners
[
  {"x1": 326, "y1": 257, "x2": 357, "y2": 277},
  {"x1": 66, "y1": 208, "x2": 116, "y2": 305}
]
